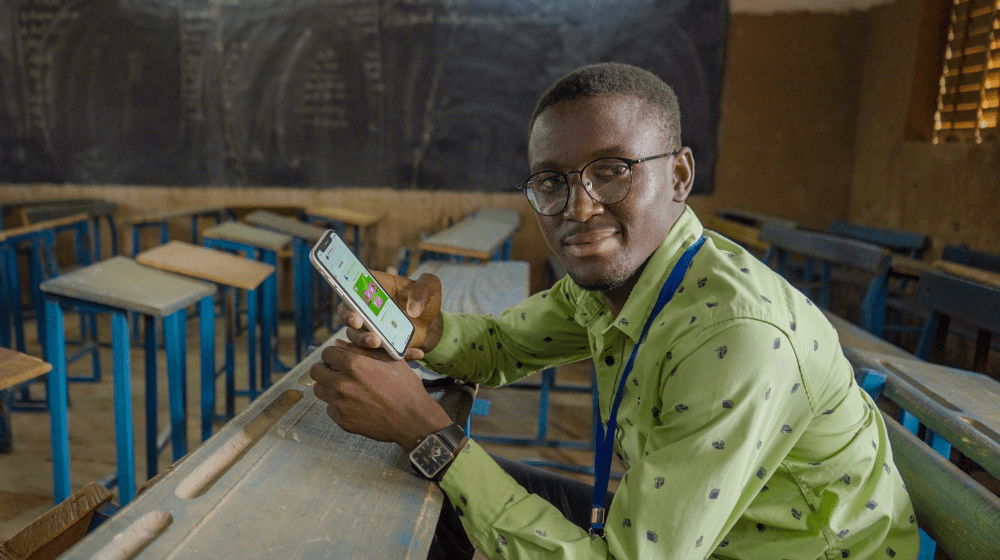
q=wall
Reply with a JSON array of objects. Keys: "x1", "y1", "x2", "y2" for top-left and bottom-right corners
[
  {"x1": 849, "y1": 0, "x2": 1000, "y2": 255},
  {"x1": 691, "y1": 10, "x2": 871, "y2": 231},
  {"x1": 14, "y1": 4, "x2": 983, "y2": 301}
]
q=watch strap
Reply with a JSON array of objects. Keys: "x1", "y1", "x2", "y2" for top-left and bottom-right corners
[{"x1": 435, "y1": 422, "x2": 466, "y2": 452}]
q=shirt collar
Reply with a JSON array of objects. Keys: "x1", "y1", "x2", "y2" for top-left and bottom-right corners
[{"x1": 599, "y1": 205, "x2": 704, "y2": 342}]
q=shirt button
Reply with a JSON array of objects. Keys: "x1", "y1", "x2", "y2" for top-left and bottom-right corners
[{"x1": 605, "y1": 356, "x2": 615, "y2": 366}]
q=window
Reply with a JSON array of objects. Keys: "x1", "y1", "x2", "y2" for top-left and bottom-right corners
[{"x1": 934, "y1": 0, "x2": 999, "y2": 143}]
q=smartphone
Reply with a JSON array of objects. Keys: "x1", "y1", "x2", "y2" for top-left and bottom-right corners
[{"x1": 309, "y1": 230, "x2": 415, "y2": 360}]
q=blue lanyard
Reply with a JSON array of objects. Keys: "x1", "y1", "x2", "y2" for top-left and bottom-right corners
[{"x1": 589, "y1": 234, "x2": 707, "y2": 538}]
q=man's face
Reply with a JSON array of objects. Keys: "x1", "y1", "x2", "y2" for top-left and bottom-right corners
[{"x1": 528, "y1": 94, "x2": 691, "y2": 291}]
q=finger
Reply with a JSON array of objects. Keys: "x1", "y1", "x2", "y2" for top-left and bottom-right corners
[
  {"x1": 333, "y1": 338, "x2": 394, "y2": 363},
  {"x1": 337, "y1": 302, "x2": 365, "y2": 330},
  {"x1": 404, "y1": 347, "x2": 425, "y2": 361},
  {"x1": 344, "y1": 325, "x2": 381, "y2": 349},
  {"x1": 406, "y1": 273, "x2": 442, "y2": 318}
]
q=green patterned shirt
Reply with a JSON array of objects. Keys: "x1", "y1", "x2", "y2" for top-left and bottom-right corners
[{"x1": 424, "y1": 206, "x2": 920, "y2": 559}]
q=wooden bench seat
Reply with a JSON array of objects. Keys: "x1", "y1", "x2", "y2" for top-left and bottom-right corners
[
  {"x1": 881, "y1": 410, "x2": 1000, "y2": 560},
  {"x1": 0, "y1": 481, "x2": 113, "y2": 560}
]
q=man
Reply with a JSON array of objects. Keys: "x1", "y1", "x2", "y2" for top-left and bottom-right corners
[{"x1": 310, "y1": 62, "x2": 920, "y2": 559}]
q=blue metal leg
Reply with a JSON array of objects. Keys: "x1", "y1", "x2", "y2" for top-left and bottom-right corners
[
  {"x1": 164, "y1": 311, "x2": 187, "y2": 461},
  {"x1": 261, "y1": 251, "x2": 279, "y2": 382},
  {"x1": 45, "y1": 299, "x2": 70, "y2": 503},
  {"x1": 111, "y1": 312, "x2": 136, "y2": 505},
  {"x1": 199, "y1": 295, "x2": 216, "y2": 441},
  {"x1": 225, "y1": 289, "x2": 236, "y2": 419},
  {"x1": 144, "y1": 315, "x2": 158, "y2": 480},
  {"x1": 247, "y1": 287, "x2": 259, "y2": 401},
  {"x1": 6, "y1": 247, "x2": 26, "y2": 352},
  {"x1": 0, "y1": 247, "x2": 13, "y2": 349}
]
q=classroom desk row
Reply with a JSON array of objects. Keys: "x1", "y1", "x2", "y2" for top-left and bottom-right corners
[{"x1": 55, "y1": 258, "x2": 534, "y2": 557}]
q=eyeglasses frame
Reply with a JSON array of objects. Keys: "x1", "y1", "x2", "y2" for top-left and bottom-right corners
[{"x1": 516, "y1": 151, "x2": 679, "y2": 216}]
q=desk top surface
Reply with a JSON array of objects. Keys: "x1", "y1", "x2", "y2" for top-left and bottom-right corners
[
  {"x1": 137, "y1": 241, "x2": 274, "y2": 290},
  {"x1": 21, "y1": 200, "x2": 116, "y2": 224},
  {"x1": 0, "y1": 348, "x2": 51, "y2": 391},
  {"x1": 417, "y1": 216, "x2": 520, "y2": 260},
  {"x1": 65, "y1": 333, "x2": 473, "y2": 559},
  {"x1": 933, "y1": 260, "x2": 1000, "y2": 290},
  {"x1": 40, "y1": 256, "x2": 217, "y2": 317},
  {"x1": 843, "y1": 348, "x2": 1000, "y2": 480},
  {"x1": 411, "y1": 260, "x2": 530, "y2": 316},
  {"x1": 244, "y1": 210, "x2": 326, "y2": 243},
  {"x1": 306, "y1": 206, "x2": 385, "y2": 227},
  {"x1": 203, "y1": 221, "x2": 293, "y2": 251},
  {"x1": 0, "y1": 213, "x2": 90, "y2": 242}
]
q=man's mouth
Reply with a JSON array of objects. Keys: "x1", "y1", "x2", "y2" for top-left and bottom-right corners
[{"x1": 561, "y1": 228, "x2": 619, "y2": 257}]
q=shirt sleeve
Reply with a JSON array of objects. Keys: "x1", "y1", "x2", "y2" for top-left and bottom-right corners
[
  {"x1": 421, "y1": 278, "x2": 591, "y2": 387},
  {"x1": 440, "y1": 320, "x2": 814, "y2": 560}
]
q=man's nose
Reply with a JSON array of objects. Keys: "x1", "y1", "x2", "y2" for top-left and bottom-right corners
[{"x1": 563, "y1": 173, "x2": 603, "y2": 221}]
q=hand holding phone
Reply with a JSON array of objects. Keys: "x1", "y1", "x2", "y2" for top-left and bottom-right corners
[
  {"x1": 310, "y1": 231, "x2": 416, "y2": 360},
  {"x1": 337, "y1": 271, "x2": 445, "y2": 361}
]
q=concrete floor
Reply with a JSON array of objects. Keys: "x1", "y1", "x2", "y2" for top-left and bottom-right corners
[{"x1": 0, "y1": 310, "x2": 606, "y2": 549}]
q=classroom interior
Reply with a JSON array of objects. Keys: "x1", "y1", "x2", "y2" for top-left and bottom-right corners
[{"x1": 2, "y1": 0, "x2": 1000, "y2": 558}]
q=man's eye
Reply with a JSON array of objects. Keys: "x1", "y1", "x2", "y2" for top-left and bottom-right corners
[
  {"x1": 591, "y1": 162, "x2": 629, "y2": 178},
  {"x1": 531, "y1": 174, "x2": 565, "y2": 190}
]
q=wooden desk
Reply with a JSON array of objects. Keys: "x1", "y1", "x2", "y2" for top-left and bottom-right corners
[
  {"x1": 0, "y1": 348, "x2": 52, "y2": 453},
  {"x1": 0, "y1": 213, "x2": 92, "y2": 357},
  {"x1": 203, "y1": 221, "x2": 292, "y2": 382},
  {"x1": 933, "y1": 260, "x2": 1000, "y2": 290},
  {"x1": 63, "y1": 334, "x2": 474, "y2": 559},
  {"x1": 410, "y1": 260, "x2": 530, "y2": 316},
  {"x1": 418, "y1": 215, "x2": 520, "y2": 262},
  {"x1": 126, "y1": 205, "x2": 231, "y2": 253},
  {"x1": 303, "y1": 206, "x2": 384, "y2": 263},
  {"x1": 843, "y1": 348, "x2": 1000, "y2": 481},
  {"x1": 41, "y1": 257, "x2": 217, "y2": 504},
  {"x1": 244, "y1": 210, "x2": 328, "y2": 362},
  {"x1": 717, "y1": 208, "x2": 797, "y2": 230},
  {"x1": 137, "y1": 241, "x2": 274, "y2": 426},
  {"x1": 21, "y1": 199, "x2": 119, "y2": 259},
  {"x1": 705, "y1": 216, "x2": 768, "y2": 254}
]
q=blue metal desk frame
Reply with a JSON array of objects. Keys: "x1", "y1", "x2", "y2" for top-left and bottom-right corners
[
  {"x1": 44, "y1": 292, "x2": 215, "y2": 505},
  {"x1": 201, "y1": 237, "x2": 277, "y2": 398}
]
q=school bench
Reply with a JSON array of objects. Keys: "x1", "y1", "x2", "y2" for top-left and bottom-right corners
[
  {"x1": 125, "y1": 205, "x2": 232, "y2": 255},
  {"x1": 303, "y1": 205, "x2": 384, "y2": 264},
  {"x1": 847, "y1": 352, "x2": 1000, "y2": 560},
  {"x1": 717, "y1": 207, "x2": 797, "y2": 230},
  {"x1": 0, "y1": 348, "x2": 52, "y2": 453},
  {"x1": 914, "y1": 266, "x2": 1000, "y2": 374},
  {"x1": 40, "y1": 257, "x2": 217, "y2": 505},
  {"x1": 417, "y1": 207, "x2": 520, "y2": 263},
  {"x1": 243, "y1": 210, "x2": 328, "y2": 363},
  {"x1": 202, "y1": 221, "x2": 292, "y2": 382},
  {"x1": 0, "y1": 481, "x2": 113, "y2": 560},
  {"x1": 59, "y1": 333, "x2": 475, "y2": 559},
  {"x1": 137, "y1": 241, "x2": 276, "y2": 429},
  {"x1": 704, "y1": 215, "x2": 769, "y2": 256},
  {"x1": 20, "y1": 199, "x2": 119, "y2": 260},
  {"x1": 827, "y1": 220, "x2": 929, "y2": 258},
  {"x1": 758, "y1": 224, "x2": 893, "y2": 334}
]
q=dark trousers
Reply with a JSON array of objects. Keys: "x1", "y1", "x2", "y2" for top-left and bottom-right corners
[{"x1": 428, "y1": 455, "x2": 608, "y2": 559}]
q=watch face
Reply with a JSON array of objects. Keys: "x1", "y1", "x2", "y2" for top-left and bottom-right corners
[{"x1": 410, "y1": 434, "x2": 453, "y2": 478}]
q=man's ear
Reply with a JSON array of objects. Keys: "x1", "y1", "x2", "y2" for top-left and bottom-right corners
[{"x1": 671, "y1": 147, "x2": 695, "y2": 203}]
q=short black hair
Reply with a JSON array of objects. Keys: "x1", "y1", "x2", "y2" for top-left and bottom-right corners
[{"x1": 530, "y1": 62, "x2": 681, "y2": 147}]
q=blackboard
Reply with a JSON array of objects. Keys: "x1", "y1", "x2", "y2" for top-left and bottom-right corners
[{"x1": 0, "y1": 0, "x2": 727, "y2": 194}]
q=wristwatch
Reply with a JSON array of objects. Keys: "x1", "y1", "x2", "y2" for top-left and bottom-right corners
[{"x1": 409, "y1": 423, "x2": 466, "y2": 480}]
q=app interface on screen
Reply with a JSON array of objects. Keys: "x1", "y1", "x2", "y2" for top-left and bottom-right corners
[{"x1": 315, "y1": 234, "x2": 412, "y2": 353}]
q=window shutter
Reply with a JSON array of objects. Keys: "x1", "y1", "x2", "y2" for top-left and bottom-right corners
[{"x1": 934, "y1": 0, "x2": 1000, "y2": 143}]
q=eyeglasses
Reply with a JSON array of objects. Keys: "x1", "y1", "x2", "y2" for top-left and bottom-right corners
[{"x1": 516, "y1": 152, "x2": 677, "y2": 216}]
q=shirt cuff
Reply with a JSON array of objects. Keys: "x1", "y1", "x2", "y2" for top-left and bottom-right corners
[{"x1": 438, "y1": 439, "x2": 520, "y2": 550}]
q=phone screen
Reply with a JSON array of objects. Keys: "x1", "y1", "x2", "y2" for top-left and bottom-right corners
[{"x1": 312, "y1": 232, "x2": 414, "y2": 357}]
